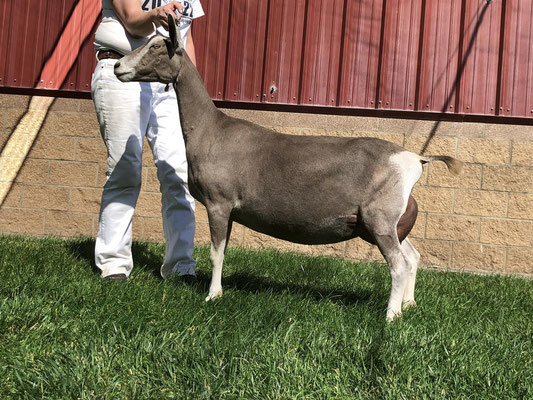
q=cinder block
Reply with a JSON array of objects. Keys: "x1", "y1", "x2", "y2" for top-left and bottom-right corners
[
  {"x1": 457, "y1": 138, "x2": 510, "y2": 164},
  {"x1": 49, "y1": 98, "x2": 81, "y2": 113},
  {"x1": 452, "y1": 242, "x2": 506, "y2": 272},
  {"x1": 79, "y1": 99, "x2": 96, "y2": 114},
  {"x1": 194, "y1": 202, "x2": 209, "y2": 224},
  {"x1": 135, "y1": 192, "x2": 163, "y2": 217},
  {"x1": 428, "y1": 162, "x2": 481, "y2": 189},
  {"x1": 132, "y1": 216, "x2": 144, "y2": 241},
  {"x1": 485, "y1": 124, "x2": 533, "y2": 141},
  {"x1": 76, "y1": 137, "x2": 106, "y2": 163},
  {"x1": 350, "y1": 131, "x2": 405, "y2": 146},
  {"x1": 273, "y1": 127, "x2": 304, "y2": 135},
  {"x1": 480, "y1": 218, "x2": 533, "y2": 246},
  {"x1": 409, "y1": 211, "x2": 426, "y2": 239},
  {"x1": 142, "y1": 167, "x2": 160, "y2": 193},
  {"x1": 48, "y1": 161, "x2": 99, "y2": 187},
  {"x1": 224, "y1": 109, "x2": 282, "y2": 128},
  {"x1": 44, "y1": 211, "x2": 94, "y2": 237},
  {"x1": 0, "y1": 183, "x2": 22, "y2": 207},
  {"x1": 21, "y1": 185, "x2": 69, "y2": 211},
  {"x1": 29, "y1": 135, "x2": 76, "y2": 161},
  {"x1": 2, "y1": 109, "x2": 27, "y2": 133},
  {"x1": 96, "y1": 164, "x2": 108, "y2": 187},
  {"x1": 0, "y1": 94, "x2": 30, "y2": 109},
  {"x1": 345, "y1": 238, "x2": 382, "y2": 262},
  {"x1": 454, "y1": 190, "x2": 507, "y2": 217},
  {"x1": 326, "y1": 114, "x2": 378, "y2": 132},
  {"x1": 412, "y1": 186, "x2": 453, "y2": 213},
  {"x1": 404, "y1": 135, "x2": 457, "y2": 156},
  {"x1": 142, "y1": 139, "x2": 155, "y2": 166},
  {"x1": 506, "y1": 247, "x2": 533, "y2": 274},
  {"x1": 508, "y1": 193, "x2": 533, "y2": 220},
  {"x1": 409, "y1": 238, "x2": 451, "y2": 267},
  {"x1": 14, "y1": 159, "x2": 50, "y2": 184},
  {"x1": 300, "y1": 128, "x2": 352, "y2": 138},
  {"x1": 426, "y1": 214, "x2": 479, "y2": 241},
  {"x1": 378, "y1": 119, "x2": 458, "y2": 137},
  {"x1": 277, "y1": 111, "x2": 330, "y2": 130},
  {"x1": 194, "y1": 221, "x2": 211, "y2": 245},
  {"x1": 460, "y1": 122, "x2": 487, "y2": 138},
  {"x1": 70, "y1": 188, "x2": 102, "y2": 213},
  {"x1": 410, "y1": 120, "x2": 467, "y2": 137},
  {"x1": 0, "y1": 208, "x2": 45, "y2": 234},
  {"x1": 139, "y1": 216, "x2": 164, "y2": 242},
  {"x1": 229, "y1": 223, "x2": 246, "y2": 246},
  {"x1": 40, "y1": 112, "x2": 99, "y2": 137},
  {"x1": 511, "y1": 141, "x2": 533, "y2": 167},
  {"x1": 482, "y1": 165, "x2": 533, "y2": 192}
]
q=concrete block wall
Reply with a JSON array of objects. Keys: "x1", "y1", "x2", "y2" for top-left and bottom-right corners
[{"x1": 1, "y1": 94, "x2": 532, "y2": 276}]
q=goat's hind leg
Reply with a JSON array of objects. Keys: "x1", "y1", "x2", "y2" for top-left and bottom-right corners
[
  {"x1": 401, "y1": 237, "x2": 420, "y2": 310},
  {"x1": 205, "y1": 207, "x2": 232, "y2": 302},
  {"x1": 363, "y1": 209, "x2": 410, "y2": 321}
]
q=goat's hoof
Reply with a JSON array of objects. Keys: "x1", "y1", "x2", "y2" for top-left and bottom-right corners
[
  {"x1": 386, "y1": 310, "x2": 402, "y2": 322},
  {"x1": 205, "y1": 290, "x2": 223, "y2": 302},
  {"x1": 402, "y1": 300, "x2": 417, "y2": 310}
]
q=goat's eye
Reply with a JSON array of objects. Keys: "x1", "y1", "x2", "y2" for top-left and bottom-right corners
[{"x1": 151, "y1": 44, "x2": 161, "y2": 50}]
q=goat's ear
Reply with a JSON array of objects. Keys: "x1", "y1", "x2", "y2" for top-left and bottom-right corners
[{"x1": 167, "y1": 13, "x2": 182, "y2": 54}]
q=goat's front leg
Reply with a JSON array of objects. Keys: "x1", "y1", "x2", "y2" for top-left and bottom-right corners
[{"x1": 205, "y1": 207, "x2": 232, "y2": 302}]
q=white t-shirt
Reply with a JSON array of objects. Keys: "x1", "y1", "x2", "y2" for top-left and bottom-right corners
[{"x1": 94, "y1": 0, "x2": 204, "y2": 55}]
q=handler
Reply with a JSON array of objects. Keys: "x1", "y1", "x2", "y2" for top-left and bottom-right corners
[{"x1": 91, "y1": 0, "x2": 204, "y2": 281}]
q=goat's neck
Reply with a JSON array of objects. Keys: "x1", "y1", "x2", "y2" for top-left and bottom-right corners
[{"x1": 173, "y1": 53, "x2": 220, "y2": 142}]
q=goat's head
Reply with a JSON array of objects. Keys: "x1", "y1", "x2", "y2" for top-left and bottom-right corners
[{"x1": 114, "y1": 14, "x2": 184, "y2": 84}]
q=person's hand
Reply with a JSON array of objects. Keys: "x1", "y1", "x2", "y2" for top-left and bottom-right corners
[{"x1": 153, "y1": 1, "x2": 183, "y2": 29}]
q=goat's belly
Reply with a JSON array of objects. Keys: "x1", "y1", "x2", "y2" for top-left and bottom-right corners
[
  {"x1": 232, "y1": 211, "x2": 360, "y2": 245},
  {"x1": 232, "y1": 195, "x2": 418, "y2": 245}
]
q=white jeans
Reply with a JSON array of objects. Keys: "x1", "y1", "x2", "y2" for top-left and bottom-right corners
[{"x1": 91, "y1": 59, "x2": 196, "y2": 278}]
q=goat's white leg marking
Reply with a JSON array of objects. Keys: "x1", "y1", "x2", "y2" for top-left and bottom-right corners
[
  {"x1": 401, "y1": 237, "x2": 420, "y2": 310},
  {"x1": 384, "y1": 245, "x2": 409, "y2": 321},
  {"x1": 205, "y1": 239, "x2": 225, "y2": 302},
  {"x1": 365, "y1": 224, "x2": 409, "y2": 321},
  {"x1": 205, "y1": 208, "x2": 232, "y2": 302}
]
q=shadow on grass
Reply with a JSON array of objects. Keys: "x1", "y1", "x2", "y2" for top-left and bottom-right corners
[
  {"x1": 65, "y1": 236, "x2": 389, "y2": 395},
  {"x1": 65, "y1": 237, "x2": 385, "y2": 309},
  {"x1": 203, "y1": 269, "x2": 375, "y2": 307},
  {"x1": 65, "y1": 237, "x2": 164, "y2": 278}
]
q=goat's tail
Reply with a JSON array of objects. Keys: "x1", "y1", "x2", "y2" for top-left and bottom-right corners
[{"x1": 419, "y1": 155, "x2": 464, "y2": 176}]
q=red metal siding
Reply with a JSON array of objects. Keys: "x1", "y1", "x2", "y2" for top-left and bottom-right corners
[
  {"x1": 191, "y1": 0, "x2": 231, "y2": 100},
  {"x1": 417, "y1": 0, "x2": 462, "y2": 113},
  {"x1": 0, "y1": 1, "x2": 14, "y2": 87},
  {"x1": 42, "y1": 0, "x2": 79, "y2": 90},
  {"x1": 262, "y1": 0, "x2": 306, "y2": 104},
  {"x1": 378, "y1": 0, "x2": 423, "y2": 111},
  {"x1": 458, "y1": 0, "x2": 502, "y2": 116},
  {"x1": 1, "y1": 0, "x2": 533, "y2": 121},
  {"x1": 299, "y1": 0, "x2": 345, "y2": 106},
  {"x1": 338, "y1": 0, "x2": 384, "y2": 109},
  {"x1": 3, "y1": 2, "x2": 48, "y2": 89},
  {"x1": 224, "y1": 0, "x2": 268, "y2": 102},
  {"x1": 499, "y1": 0, "x2": 533, "y2": 117}
]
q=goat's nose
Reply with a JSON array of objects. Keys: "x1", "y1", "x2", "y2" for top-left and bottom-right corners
[{"x1": 114, "y1": 61, "x2": 120, "y2": 69}]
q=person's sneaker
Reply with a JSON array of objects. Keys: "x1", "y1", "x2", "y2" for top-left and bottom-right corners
[{"x1": 103, "y1": 273, "x2": 127, "y2": 282}]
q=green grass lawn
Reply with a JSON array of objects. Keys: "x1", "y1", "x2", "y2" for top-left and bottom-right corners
[{"x1": 0, "y1": 235, "x2": 531, "y2": 399}]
